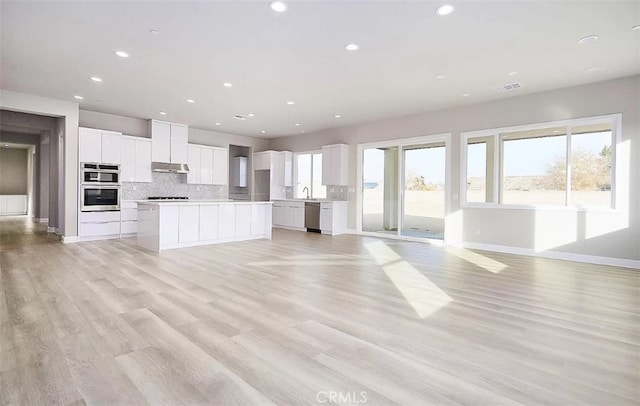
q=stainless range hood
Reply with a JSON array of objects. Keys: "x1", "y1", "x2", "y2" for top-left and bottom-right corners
[{"x1": 151, "y1": 162, "x2": 190, "y2": 174}]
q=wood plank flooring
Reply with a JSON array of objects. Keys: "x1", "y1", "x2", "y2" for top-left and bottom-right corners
[{"x1": 0, "y1": 215, "x2": 638, "y2": 405}]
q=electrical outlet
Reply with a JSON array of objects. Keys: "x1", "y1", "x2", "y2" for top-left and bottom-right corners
[
  {"x1": 132, "y1": 185, "x2": 136, "y2": 191},
  {"x1": 197, "y1": 186, "x2": 201, "y2": 191}
]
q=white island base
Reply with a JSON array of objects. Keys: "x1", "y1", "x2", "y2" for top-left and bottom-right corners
[{"x1": 137, "y1": 201, "x2": 272, "y2": 253}]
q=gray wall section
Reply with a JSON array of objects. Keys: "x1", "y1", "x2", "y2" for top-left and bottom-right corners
[
  {"x1": 269, "y1": 75, "x2": 640, "y2": 261},
  {"x1": 0, "y1": 148, "x2": 28, "y2": 194}
]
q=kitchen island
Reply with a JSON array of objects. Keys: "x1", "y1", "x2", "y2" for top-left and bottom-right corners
[{"x1": 137, "y1": 200, "x2": 272, "y2": 252}]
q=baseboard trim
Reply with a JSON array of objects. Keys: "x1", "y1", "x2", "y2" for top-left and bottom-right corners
[
  {"x1": 62, "y1": 236, "x2": 79, "y2": 244},
  {"x1": 450, "y1": 241, "x2": 640, "y2": 269},
  {"x1": 47, "y1": 226, "x2": 57, "y2": 234},
  {"x1": 34, "y1": 217, "x2": 49, "y2": 224}
]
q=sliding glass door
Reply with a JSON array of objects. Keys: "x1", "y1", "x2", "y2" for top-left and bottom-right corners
[
  {"x1": 402, "y1": 144, "x2": 446, "y2": 239},
  {"x1": 359, "y1": 135, "x2": 448, "y2": 241}
]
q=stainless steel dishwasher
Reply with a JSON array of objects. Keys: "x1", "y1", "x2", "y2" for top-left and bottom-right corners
[{"x1": 304, "y1": 202, "x2": 321, "y2": 232}]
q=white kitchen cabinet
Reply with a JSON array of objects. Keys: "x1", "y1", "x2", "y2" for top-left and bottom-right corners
[
  {"x1": 79, "y1": 127, "x2": 122, "y2": 164},
  {"x1": 78, "y1": 210, "x2": 121, "y2": 239},
  {"x1": 235, "y1": 205, "x2": 251, "y2": 237},
  {"x1": 159, "y1": 205, "x2": 179, "y2": 246},
  {"x1": 187, "y1": 145, "x2": 201, "y2": 184},
  {"x1": 150, "y1": 120, "x2": 189, "y2": 164},
  {"x1": 121, "y1": 136, "x2": 152, "y2": 183},
  {"x1": 120, "y1": 201, "x2": 138, "y2": 236},
  {"x1": 218, "y1": 204, "x2": 236, "y2": 238},
  {"x1": 213, "y1": 147, "x2": 228, "y2": 185},
  {"x1": 272, "y1": 201, "x2": 305, "y2": 229},
  {"x1": 135, "y1": 139, "x2": 152, "y2": 182},
  {"x1": 321, "y1": 144, "x2": 349, "y2": 186},
  {"x1": 121, "y1": 138, "x2": 136, "y2": 182},
  {"x1": 151, "y1": 121, "x2": 171, "y2": 163},
  {"x1": 179, "y1": 205, "x2": 199, "y2": 243},
  {"x1": 320, "y1": 201, "x2": 348, "y2": 235},
  {"x1": 281, "y1": 151, "x2": 293, "y2": 187},
  {"x1": 250, "y1": 204, "x2": 266, "y2": 236},
  {"x1": 200, "y1": 148, "x2": 213, "y2": 185},
  {"x1": 0, "y1": 195, "x2": 27, "y2": 215},
  {"x1": 79, "y1": 128, "x2": 102, "y2": 163},
  {"x1": 199, "y1": 205, "x2": 218, "y2": 240},
  {"x1": 253, "y1": 151, "x2": 269, "y2": 171},
  {"x1": 170, "y1": 124, "x2": 188, "y2": 164},
  {"x1": 101, "y1": 132, "x2": 122, "y2": 164}
]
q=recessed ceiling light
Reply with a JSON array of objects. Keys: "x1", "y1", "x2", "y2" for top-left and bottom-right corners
[
  {"x1": 286, "y1": 101, "x2": 295, "y2": 105},
  {"x1": 90, "y1": 76, "x2": 102, "y2": 82},
  {"x1": 462, "y1": 93, "x2": 471, "y2": 97},
  {"x1": 434, "y1": 74, "x2": 446, "y2": 80},
  {"x1": 73, "y1": 95, "x2": 84, "y2": 100},
  {"x1": 159, "y1": 111, "x2": 167, "y2": 115},
  {"x1": 301, "y1": 130, "x2": 305, "y2": 133},
  {"x1": 632, "y1": 25, "x2": 640, "y2": 31},
  {"x1": 223, "y1": 82, "x2": 233, "y2": 87},
  {"x1": 269, "y1": 1, "x2": 287, "y2": 12},
  {"x1": 334, "y1": 114, "x2": 341, "y2": 118},
  {"x1": 114, "y1": 50, "x2": 129, "y2": 58},
  {"x1": 247, "y1": 113, "x2": 255, "y2": 117},
  {"x1": 345, "y1": 43, "x2": 360, "y2": 51},
  {"x1": 260, "y1": 130, "x2": 267, "y2": 134},
  {"x1": 186, "y1": 99, "x2": 195, "y2": 103},
  {"x1": 294, "y1": 123, "x2": 301, "y2": 126},
  {"x1": 585, "y1": 66, "x2": 603, "y2": 73},
  {"x1": 578, "y1": 35, "x2": 599, "y2": 45},
  {"x1": 149, "y1": 29, "x2": 159, "y2": 35},
  {"x1": 215, "y1": 122, "x2": 221, "y2": 126},
  {"x1": 508, "y1": 71, "x2": 518, "y2": 76},
  {"x1": 436, "y1": 4, "x2": 455, "y2": 16}
]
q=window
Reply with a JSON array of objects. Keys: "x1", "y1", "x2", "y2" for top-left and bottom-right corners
[
  {"x1": 295, "y1": 152, "x2": 326, "y2": 199},
  {"x1": 462, "y1": 115, "x2": 617, "y2": 209}
]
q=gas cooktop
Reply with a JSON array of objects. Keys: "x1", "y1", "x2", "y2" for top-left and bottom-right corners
[{"x1": 147, "y1": 196, "x2": 189, "y2": 200}]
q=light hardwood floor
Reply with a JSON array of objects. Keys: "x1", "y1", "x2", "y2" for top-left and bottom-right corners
[{"x1": 0, "y1": 216, "x2": 638, "y2": 405}]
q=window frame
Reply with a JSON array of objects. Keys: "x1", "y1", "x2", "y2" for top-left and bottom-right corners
[
  {"x1": 459, "y1": 114, "x2": 621, "y2": 211},
  {"x1": 293, "y1": 150, "x2": 325, "y2": 199}
]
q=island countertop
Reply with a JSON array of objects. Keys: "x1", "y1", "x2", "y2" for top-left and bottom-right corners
[{"x1": 136, "y1": 200, "x2": 272, "y2": 206}]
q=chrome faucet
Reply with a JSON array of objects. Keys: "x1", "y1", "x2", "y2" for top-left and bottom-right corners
[{"x1": 302, "y1": 186, "x2": 310, "y2": 199}]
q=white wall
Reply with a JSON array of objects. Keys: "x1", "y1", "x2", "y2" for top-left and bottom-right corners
[
  {"x1": 269, "y1": 75, "x2": 640, "y2": 263},
  {"x1": 0, "y1": 89, "x2": 79, "y2": 237}
]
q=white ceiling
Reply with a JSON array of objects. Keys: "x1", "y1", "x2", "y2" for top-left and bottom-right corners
[{"x1": 1, "y1": 1, "x2": 638, "y2": 139}]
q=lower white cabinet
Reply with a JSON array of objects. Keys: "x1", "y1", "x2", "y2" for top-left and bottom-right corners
[
  {"x1": 120, "y1": 201, "x2": 138, "y2": 235},
  {"x1": 218, "y1": 204, "x2": 236, "y2": 239},
  {"x1": 137, "y1": 202, "x2": 271, "y2": 252},
  {"x1": 79, "y1": 211, "x2": 121, "y2": 238},
  {"x1": 179, "y1": 205, "x2": 199, "y2": 243},
  {"x1": 320, "y1": 201, "x2": 348, "y2": 235},
  {"x1": 159, "y1": 206, "x2": 179, "y2": 245},
  {"x1": 199, "y1": 205, "x2": 219, "y2": 240},
  {"x1": 272, "y1": 200, "x2": 305, "y2": 229},
  {"x1": 0, "y1": 195, "x2": 27, "y2": 215}
]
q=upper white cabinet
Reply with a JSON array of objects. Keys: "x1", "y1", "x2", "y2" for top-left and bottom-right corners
[
  {"x1": 187, "y1": 144, "x2": 228, "y2": 185},
  {"x1": 150, "y1": 120, "x2": 188, "y2": 164},
  {"x1": 322, "y1": 144, "x2": 349, "y2": 186},
  {"x1": 121, "y1": 136, "x2": 152, "y2": 183},
  {"x1": 79, "y1": 127, "x2": 122, "y2": 164},
  {"x1": 253, "y1": 150, "x2": 293, "y2": 187},
  {"x1": 187, "y1": 145, "x2": 202, "y2": 184},
  {"x1": 212, "y1": 147, "x2": 228, "y2": 186}
]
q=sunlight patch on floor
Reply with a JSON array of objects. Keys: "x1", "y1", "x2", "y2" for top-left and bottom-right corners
[
  {"x1": 365, "y1": 241, "x2": 452, "y2": 318},
  {"x1": 447, "y1": 247, "x2": 508, "y2": 273}
]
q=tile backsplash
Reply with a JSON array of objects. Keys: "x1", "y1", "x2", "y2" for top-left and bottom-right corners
[
  {"x1": 326, "y1": 185, "x2": 348, "y2": 201},
  {"x1": 122, "y1": 172, "x2": 228, "y2": 200}
]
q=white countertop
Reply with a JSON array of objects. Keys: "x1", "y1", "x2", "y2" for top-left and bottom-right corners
[
  {"x1": 136, "y1": 199, "x2": 272, "y2": 206},
  {"x1": 272, "y1": 199, "x2": 347, "y2": 203}
]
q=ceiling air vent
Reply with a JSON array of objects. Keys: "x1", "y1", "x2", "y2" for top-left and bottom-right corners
[
  {"x1": 495, "y1": 82, "x2": 523, "y2": 93},
  {"x1": 233, "y1": 115, "x2": 246, "y2": 120}
]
